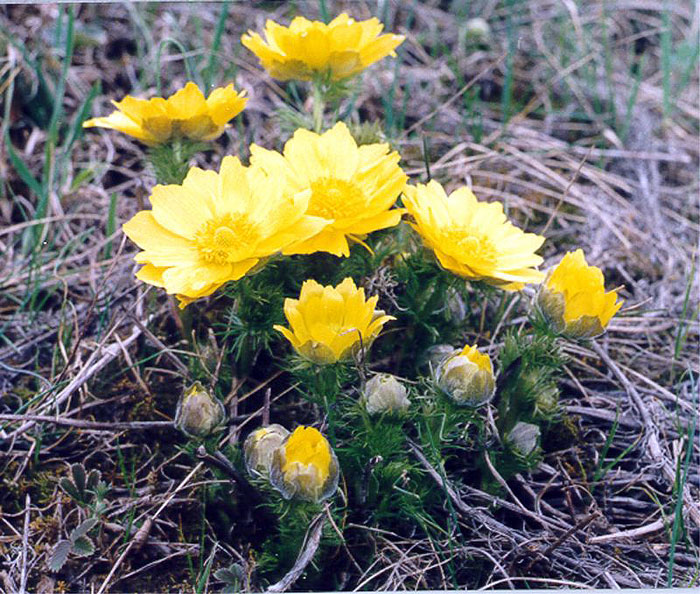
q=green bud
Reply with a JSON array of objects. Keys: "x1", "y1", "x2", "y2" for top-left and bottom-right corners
[
  {"x1": 534, "y1": 384, "x2": 559, "y2": 417},
  {"x1": 174, "y1": 381, "x2": 226, "y2": 438},
  {"x1": 505, "y1": 422, "x2": 541, "y2": 457},
  {"x1": 363, "y1": 373, "x2": 410, "y2": 415},
  {"x1": 244, "y1": 424, "x2": 290, "y2": 478}
]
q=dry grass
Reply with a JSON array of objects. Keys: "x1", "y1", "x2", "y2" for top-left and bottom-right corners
[{"x1": 0, "y1": 1, "x2": 698, "y2": 592}]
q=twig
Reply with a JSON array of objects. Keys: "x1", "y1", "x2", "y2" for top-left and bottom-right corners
[
  {"x1": 588, "y1": 518, "x2": 666, "y2": 544},
  {"x1": 540, "y1": 147, "x2": 592, "y2": 235},
  {"x1": 407, "y1": 440, "x2": 524, "y2": 542},
  {"x1": 129, "y1": 315, "x2": 190, "y2": 376},
  {"x1": 266, "y1": 512, "x2": 325, "y2": 593},
  {"x1": 195, "y1": 445, "x2": 261, "y2": 503},
  {"x1": 262, "y1": 387, "x2": 271, "y2": 426},
  {"x1": 399, "y1": 52, "x2": 506, "y2": 138},
  {"x1": 96, "y1": 462, "x2": 203, "y2": 594},
  {"x1": 523, "y1": 511, "x2": 600, "y2": 573},
  {"x1": 19, "y1": 494, "x2": 30, "y2": 594},
  {"x1": 480, "y1": 576, "x2": 594, "y2": 590},
  {"x1": 0, "y1": 414, "x2": 172, "y2": 430},
  {"x1": 592, "y1": 341, "x2": 700, "y2": 528},
  {"x1": 2, "y1": 323, "x2": 143, "y2": 443}
]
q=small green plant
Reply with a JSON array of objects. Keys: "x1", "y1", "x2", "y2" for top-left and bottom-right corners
[{"x1": 48, "y1": 517, "x2": 98, "y2": 572}]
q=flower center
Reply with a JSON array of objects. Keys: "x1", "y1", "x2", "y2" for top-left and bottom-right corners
[
  {"x1": 194, "y1": 214, "x2": 258, "y2": 264},
  {"x1": 448, "y1": 231, "x2": 498, "y2": 271},
  {"x1": 307, "y1": 177, "x2": 365, "y2": 220}
]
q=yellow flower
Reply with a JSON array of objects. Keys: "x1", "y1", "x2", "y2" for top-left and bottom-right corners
[
  {"x1": 122, "y1": 156, "x2": 329, "y2": 306},
  {"x1": 250, "y1": 122, "x2": 407, "y2": 256},
  {"x1": 538, "y1": 249, "x2": 623, "y2": 338},
  {"x1": 83, "y1": 82, "x2": 247, "y2": 145},
  {"x1": 436, "y1": 344, "x2": 496, "y2": 406},
  {"x1": 274, "y1": 277, "x2": 395, "y2": 365},
  {"x1": 270, "y1": 426, "x2": 339, "y2": 502},
  {"x1": 241, "y1": 13, "x2": 404, "y2": 81},
  {"x1": 403, "y1": 180, "x2": 546, "y2": 290}
]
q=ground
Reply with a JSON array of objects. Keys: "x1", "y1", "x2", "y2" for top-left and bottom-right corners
[{"x1": 0, "y1": 1, "x2": 698, "y2": 593}]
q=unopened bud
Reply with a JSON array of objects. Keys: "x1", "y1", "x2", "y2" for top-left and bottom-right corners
[
  {"x1": 363, "y1": 374, "x2": 410, "y2": 415},
  {"x1": 446, "y1": 288, "x2": 467, "y2": 323},
  {"x1": 244, "y1": 424, "x2": 290, "y2": 477},
  {"x1": 465, "y1": 18, "x2": 491, "y2": 42},
  {"x1": 174, "y1": 381, "x2": 226, "y2": 438},
  {"x1": 534, "y1": 384, "x2": 559, "y2": 417},
  {"x1": 436, "y1": 345, "x2": 495, "y2": 407},
  {"x1": 506, "y1": 422, "x2": 540, "y2": 457},
  {"x1": 422, "y1": 344, "x2": 458, "y2": 373}
]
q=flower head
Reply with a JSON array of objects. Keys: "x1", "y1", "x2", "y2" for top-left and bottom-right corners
[
  {"x1": 274, "y1": 277, "x2": 394, "y2": 365},
  {"x1": 363, "y1": 373, "x2": 410, "y2": 415},
  {"x1": 436, "y1": 344, "x2": 496, "y2": 407},
  {"x1": 538, "y1": 249, "x2": 623, "y2": 338},
  {"x1": 174, "y1": 381, "x2": 226, "y2": 438},
  {"x1": 244, "y1": 424, "x2": 290, "y2": 477},
  {"x1": 403, "y1": 180, "x2": 545, "y2": 290},
  {"x1": 84, "y1": 82, "x2": 247, "y2": 145},
  {"x1": 505, "y1": 422, "x2": 541, "y2": 457},
  {"x1": 250, "y1": 122, "x2": 406, "y2": 257},
  {"x1": 122, "y1": 156, "x2": 329, "y2": 306},
  {"x1": 241, "y1": 13, "x2": 404, "y2": 82},
  {"x1": 270, "y1": 426, "x2": 339, "y2": 502}
]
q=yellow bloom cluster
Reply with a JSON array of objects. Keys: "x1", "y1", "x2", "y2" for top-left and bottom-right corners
[
  {"x1": 84, "y1": 82, "x2": 246, "y2": 145},
  {"x1": 274, "y1": 277, "x2": 395, "y2": 364},
  {"x1": 90, "y1": 11, "x2": 620, "y2": 339},
  {"x1": 242, "y1": 13, "x2": 404, "y2": 81}
]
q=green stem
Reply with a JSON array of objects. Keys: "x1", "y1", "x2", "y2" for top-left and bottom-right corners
[
  {"x1": 312, "y1": 81, "x2": 325, "y2": 133},
  {"x1": 315, "y1": 366, "x2": 337, "y2": 447}
]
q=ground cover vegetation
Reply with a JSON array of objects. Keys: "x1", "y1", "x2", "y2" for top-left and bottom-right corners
[{"x1": 0, "y1": 1, "x2": 698, "y2": 592}]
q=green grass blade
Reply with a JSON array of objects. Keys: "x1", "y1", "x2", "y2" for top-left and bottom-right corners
[
  {"x1": 156, "y1": 37, "x2": 197, "y2": 95},
  {"x1": 202, "y1": 0, "x2": 229, "y2": 90},
  {"x1": 661, "y1": 4, "x2": 672, "y2": 118},
  {"x1": 667, "y1": 384, "x2": 696, "y2": 586}
]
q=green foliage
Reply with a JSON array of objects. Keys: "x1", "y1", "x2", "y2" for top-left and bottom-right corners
[
  {"x1": 216, "y1": 261, "x2": 289, "y2": 373},
  {"x1": 59, "y1": 463, "x2": 108, "y2": 511},
  {"x1": 147, "y1": 139, "x2": 209, "y2": 185},
  {"x1": 48, "y1": 517, "x2": 99, "y2": 571},
  {"x1": 215, "y1": 562, "x2": 245, "y2": 593},
  {"x1": 255, "y1": 499, "x2": 339, "y2": 584}
]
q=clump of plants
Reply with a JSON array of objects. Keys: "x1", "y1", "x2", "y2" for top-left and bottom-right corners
[{"x1": 73, "y1": 10, "x2": 625, "y2": 590}]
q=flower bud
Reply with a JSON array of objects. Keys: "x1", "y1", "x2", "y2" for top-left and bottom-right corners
[
  {"x1": 363, "y1": 374, "x2": 410, "y2": 415},
  {"x1": 174, "y1": 381, "x2": 226, "y2": 438},
  {"x1": 505, "y1": 422, "x2": 541, "y2": 457},
  {"x1": 270, "y1": 426, "x2": 339, "y2": 503},
  {"x1": 538, "y1": 249, "x2": 622, "y2": 339},
  {"x1": 464, "y1": 18, "x2": 491, "y2": 42},
  {"x1": 534, "y1": 384, "x2": 559, "y2": 417},
  {"x1": 446, "y1": 288, "x2": 467, "y2": 323},
  {"x1": 436, "y1": 344, "x2": 495, "y2": 407},
  {"x1": 244, "y1": 424, "x2": 290, "y2": 477},
  {"x1": 421, "y1": 344, "x2": 458, "y2": 373}
]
